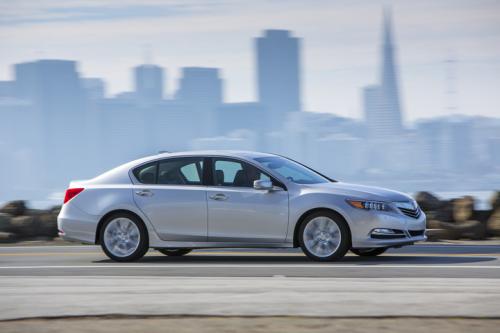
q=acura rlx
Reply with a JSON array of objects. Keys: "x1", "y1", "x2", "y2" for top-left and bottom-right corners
[{"x1": 57, "y1": 151, "x2": 426, "y2": 261}]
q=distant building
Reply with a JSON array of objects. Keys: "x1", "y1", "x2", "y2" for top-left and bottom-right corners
[
  {"x1": 361, "y1": 9, "x2": 407, "y2": 172},
  {"x1": 82, "y1": 78, "x2": 106, "y2": 100},
  {"x1": 175, "y1": 67, "x2": 223, "y2": 137},
  {"x1": 218, "y1": 102, "x2": 265, "y2": 131},
  {"x1": 362, "y1": 85, "x2": 381, "y2": 137},
  {"x1": 0, "y1": 81, "x2": 15, "y2": 98},
  {"x1": 14, "y1": 60, "x2": 86, "y2": 110},
  {"x1": 176, "y1": 67, "x2": 222, "y2": 107},
  {"x1": 13, "y1": 59, "x2": 88, "y2": 187},
  {"x1": 256, "y1": 30, "x2": 301, "y2": 127},
  {"x1": 134, "y1": 64, "x2": 164, "y2": 106},
  {"x1": 364, "y1": 9, "x2": 404, "y2": 140}
]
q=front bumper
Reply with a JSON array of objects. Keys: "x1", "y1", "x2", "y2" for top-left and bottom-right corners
[{"x1": 350, "y1": 209, "x2": 427, "y2": 248}]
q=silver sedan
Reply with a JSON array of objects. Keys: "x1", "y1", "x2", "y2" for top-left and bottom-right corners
[{"x1": 57, "y1": 151, "x2": 426, "y2": 261}]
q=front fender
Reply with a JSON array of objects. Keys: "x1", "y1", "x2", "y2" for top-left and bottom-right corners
[{"x1": 286, "y1": 192, "x2": 354, "y2": 243}]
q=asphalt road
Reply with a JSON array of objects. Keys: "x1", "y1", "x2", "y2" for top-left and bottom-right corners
[
  {"x1": 1, "y1": 243, "x2": 499, "y2": 320},
  {"x1": 0, "y1": 243, "x2": 499, "y2": 278}
]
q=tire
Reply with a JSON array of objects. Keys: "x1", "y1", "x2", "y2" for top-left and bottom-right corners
[
  {"x1": 351, "y1": 248, "x2": 387, "y2": 256},
  {"x1": 157, "y1": 248, "x2": 192, "y2": 256},
  {"x1": 100, "y1": 212, "x2": 149, "y2": 262},
  {"x1": 299, "y1": 210, "x2": 350, "y2": 261}
]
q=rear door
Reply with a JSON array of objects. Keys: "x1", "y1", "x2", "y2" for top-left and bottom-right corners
[{"x1": 132, "y1": 157, "x2": 207, "y2": 241}]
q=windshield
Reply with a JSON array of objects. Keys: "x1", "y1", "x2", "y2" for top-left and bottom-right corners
[{"x1": 254, "y1": 156, "x2": 331, "y2": 184}]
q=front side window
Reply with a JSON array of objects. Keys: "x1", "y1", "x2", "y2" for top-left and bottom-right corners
[
  {"x1": 254, "y1": 156, "x2": 330, "y2": 184},
  {"x1": 213, "y1": 159, "x2": 270, "y2": 187}
]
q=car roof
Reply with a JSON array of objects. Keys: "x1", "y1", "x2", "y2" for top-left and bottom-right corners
[
  {"x1": 149, "y1": 150, "x2": 278, "y2": 160},
  {"x1": 86, "y1": 151, "x2": 282, "y2": 186}
]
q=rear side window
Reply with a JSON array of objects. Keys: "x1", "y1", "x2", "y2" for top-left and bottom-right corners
[
  {"x1": 158, "y1": 158, "x2": 204, "y2": 185},
  {"x1": 133, "y1": 162, "x2": 157, "y2": 184}
]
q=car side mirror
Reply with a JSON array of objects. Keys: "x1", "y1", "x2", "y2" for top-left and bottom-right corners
[{"x1": 253, "y1": 179, "x2": 273, "y2": 190}]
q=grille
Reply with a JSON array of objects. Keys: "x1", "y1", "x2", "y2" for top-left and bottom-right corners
[
  {"x1": 408, "y1": 229, "x2": 425, "y2": 237},
  {"x1": 398, "y1": 207, "x2": 421, "y2": 219}
]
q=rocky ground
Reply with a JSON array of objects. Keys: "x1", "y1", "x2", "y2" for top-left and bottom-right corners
[
  {"x1": 0, "y1": 191, "x2": 499, "y2": 243},
  {"x1": 417, "y1": 191, "x2": 500, "y2": 240},
  {"x1": 0, "y1": 201, "x2": 59, "y2": 243}
]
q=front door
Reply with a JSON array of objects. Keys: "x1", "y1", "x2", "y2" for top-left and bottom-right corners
[
  {"x1": 132, "y1": 157, "x2": 207, "y2": 241},
  {"x1": 206, "y1": 158, "x2": 288, "y2": 243}
]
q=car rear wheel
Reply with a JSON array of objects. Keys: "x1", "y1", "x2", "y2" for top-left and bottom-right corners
[
  {"x1": 100, "y1": 213, "x2": 148, "y2": 262},
  {"x1": 299, "y1": 210, "x2": 350, "y2": 261},
  {"x1": 157, "y1": 249, "x2": 192, "y2": 256},
  {"x1": 351, "y1": 248, "x2": 387, "y2": 256}
]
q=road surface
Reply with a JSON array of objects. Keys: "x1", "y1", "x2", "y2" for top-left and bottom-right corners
[{"x1": 0, "y1": 243, "x2": 499, "y2": 321}]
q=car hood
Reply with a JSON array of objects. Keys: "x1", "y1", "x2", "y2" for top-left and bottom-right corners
[{"x1": 307, "y1": 182, "x2": 412, "y2": 202}]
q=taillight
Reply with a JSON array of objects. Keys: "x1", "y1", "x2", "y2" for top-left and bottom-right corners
[{"x1": 63, "y1": 188, "x2": 84, "y2": 204}]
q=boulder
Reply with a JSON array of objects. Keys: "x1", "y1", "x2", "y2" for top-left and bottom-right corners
[
  {"x1": 433, "y1": 199, "x2": 455, "y2": 222},
  {"x1": 425, "y1": 228, "x2": 458, "y2": 241},
  {"x1": 0, "y1": 200, "x2": 27, "y2": 217},
  {"x1": 428, "y1": 221, "x2": 460, "y2": 240},
  {"x1": 430, "y1": 220, "x2": 486, "y2": 240},
  {"x1": 425, "y1": 219, "x2": 442, "y2": 229},
  {"x1": 9, "y1": 215, "x2": 37, "y2": 237},
  {"x1": 490, "y1": 191, "x2": 500, "y2": 211},
  {"x1": 0, "y1": 232, "x2": 16, "y2": 243},
  {"x1": 486, "y1": 209, "x2": 500, "y2": 237},
  {"x1": 414, "y1": 192, "x2": 442, "y2": 211},
  {"x1": 453, "y1": 196, "x2": 475, "y2": 223},
  {"x1": 50, "y1": 205, "x2": 62, "y2": 216},
  {"x1": 455, "y1": 220, "x2": 486, "y2": 240},
  {"x1": 37, "y1": 213, "x2": 58, "y2": 237},
  {"x1": 0, "y1": 213, "x2": 12, "y2": 231}
]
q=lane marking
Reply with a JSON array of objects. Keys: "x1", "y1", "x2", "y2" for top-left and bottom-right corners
[{"x1": 0, "y1": 264, "x2": 499, "y2": 270}]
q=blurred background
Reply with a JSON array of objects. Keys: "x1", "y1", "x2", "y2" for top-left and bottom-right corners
[{"x1": 0, "y1": 0, "x2": 499, "y2": 209}]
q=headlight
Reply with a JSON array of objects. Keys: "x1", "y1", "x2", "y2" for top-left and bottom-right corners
[{"x1": 346, "y1": 200, "x2": 394, "y2": 212}]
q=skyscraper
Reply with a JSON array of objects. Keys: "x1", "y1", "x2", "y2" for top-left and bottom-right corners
[
  {"x1": 362, "y1": 8, "x2": 407, "y2": 172},
  {"x1": 176, "y1": 67, "x2": 222, "y2": 107},
  {"x1": 256, "y1": 30, "x2": 301, "y2": 127},
  {"x1": 176, "y1": 67, "x2": 223, "y2": 137},
  {"x1": 14, "y1": 60, "x2": 88, "y2": 187},
  {"x1": 379, "y1": 8, "x2": 403, "y2": 134},
  {"x1": 364, "y1": 8, "x2": 404, "y2": 140},
  {"x1": 134, "y1": 64, "x2": 164, "y2": 106}
]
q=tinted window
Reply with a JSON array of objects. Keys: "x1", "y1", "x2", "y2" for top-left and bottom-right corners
[
  {"x1": 213, "y1": 159, "x2": 270, "y2": 187},
  {"x1": 158, "y1": 157, "x2": 203, "y2": 185},
  {"x1": 133, "y1": 162, "x2": 157, "y2": 184},
  {"x1": 254, "y1": 156, "x2": 329, "y2": 184}
]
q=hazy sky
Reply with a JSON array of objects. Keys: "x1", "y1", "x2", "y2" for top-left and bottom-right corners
[{"x1": 1, "y1": 0, "x2": 500, "y2": 122}]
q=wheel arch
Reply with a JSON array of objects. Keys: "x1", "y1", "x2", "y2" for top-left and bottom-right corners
[
  {"x1": 95, "y1": 209, "x2": 148, "y2": 245},
  {"x1": 292, "y1": 207, "x2": 352, "y2": 248}
]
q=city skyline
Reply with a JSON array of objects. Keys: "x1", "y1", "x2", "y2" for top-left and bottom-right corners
[
  {"x1": 1, "y1": 0, "x2": 500, "y2": 121},
  {"x1": 0, "y1": 4, "x2": 499, "y2": 205}
]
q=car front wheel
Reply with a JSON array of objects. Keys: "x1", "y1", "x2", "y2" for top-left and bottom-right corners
[
  {"x1": 299, "y1": 210, "x2": 350, "y2": 261},
  {"x1": 100, "y1": 213, "x2": 149, "y2": 262},
  {"x1": 157, "y1": 249, "x2": 192, "y2": 256}
]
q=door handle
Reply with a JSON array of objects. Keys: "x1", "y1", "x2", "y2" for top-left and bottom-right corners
[
  {"x1": 209, "y1": 193, "x2": 227, "y2": 201},
  {"x1": 135, "y1": 190, "x2": 153, "y2": 197}
]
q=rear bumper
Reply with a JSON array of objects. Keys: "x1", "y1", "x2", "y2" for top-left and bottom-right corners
[{"x1": 57, "y1": 202, "x2": 100, "y2": 244}]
